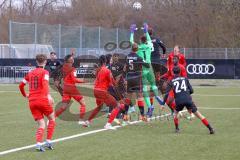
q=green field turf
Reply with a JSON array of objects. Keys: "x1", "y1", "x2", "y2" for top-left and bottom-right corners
[{"x1": 0, "y1": 84, "x2": 240, "y2": 160}]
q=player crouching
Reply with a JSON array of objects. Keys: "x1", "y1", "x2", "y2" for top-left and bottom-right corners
[
  {"x1": 19, "y1": 54, "x2": 56, "y2": 152},
  {"x1": 163, "y1": 66, "x2": 215, "y2": 134}
]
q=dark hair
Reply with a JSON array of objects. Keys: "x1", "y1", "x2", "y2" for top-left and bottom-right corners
[
  {"x1": 106, "y1": 54, "x2": 112, "y2": 65},
  {"x1": 141, "y1": 35, "x2": 147, "y2": 43},
  {"x1": 64, "y1": 54, "x2": 73, "y2": 62},
  {"x1": 113, "y1": 53, "x2": 120, "y2": 57},
  {"x1": 99, "y1": 55, "x2": 107, "y2": 65},
  {"x1": 148, "y1": 27, "x2": 153, "y2": 36},
  {"x1": 132, "y1": 43, "x2": 138, "y2": 52},
  {"x1": 173, "y1": 66, "x2": 181, "y2": 75},
  {"x1": 50, "y1": 52, "x2": 56, "y2": 55},
  {"x1": 36, "y1": 54, "x2": 47, "y2": 64}
]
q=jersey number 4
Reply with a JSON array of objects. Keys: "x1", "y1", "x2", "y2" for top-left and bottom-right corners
[{"x1": 173, "y1": 80, "x2": 187, "y2": 93}]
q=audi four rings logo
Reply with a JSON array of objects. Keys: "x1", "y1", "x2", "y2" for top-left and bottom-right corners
[{"x1": 187, "y1": 64, "x2": 215, "y2": 75}]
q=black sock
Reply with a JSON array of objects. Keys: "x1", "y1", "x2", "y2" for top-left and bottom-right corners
[
  {"x1": 138, "y1": 106, "x2": 144, "y2": 116},
  {"x1": 124, "y1": 104, "x2": 129, "y2": 114},
  {"x1": 207, "y1": 124, "x2": 213, "y2": 130}
]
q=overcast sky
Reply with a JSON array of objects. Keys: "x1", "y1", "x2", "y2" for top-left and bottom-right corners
[{"x1": 0, "y1": 0, "x2": 72, "y2": 8}]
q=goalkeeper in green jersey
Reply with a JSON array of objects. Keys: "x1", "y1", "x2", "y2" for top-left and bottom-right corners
[{"x1": 130, "y1": 23, "x2": 164, "y2": 117}]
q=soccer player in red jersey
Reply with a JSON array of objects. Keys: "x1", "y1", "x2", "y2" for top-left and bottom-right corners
[
  {"x1": 55, "y1": 55, "x2": 86, "y2": 125},
  {"x1": 167, "y1": 45, "x2": 186, "y2": 68},
  {"x1": 162, "y1": 56, "x2": 187, "y2": 113},
  {"x1": 19, "y1": 54, "x2": 55, "y2": 152},
  {"x1": 84, "y1": 55, "x2": 121, "y2": 130},
  {"x1": 163, "y1": 56, "x2": 187, "y2": 81}
]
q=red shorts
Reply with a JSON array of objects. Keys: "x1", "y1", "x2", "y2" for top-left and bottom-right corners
[
  {"x1": 62, "y1": 94, "x2": 83, "y2": 102},
  {"x1": 62, "y1": 85, "x2": 83, "y2": 102},
  {"x1": 29, "y1": 99, "x2": 53, "y2": 121},
  {"x1": 94, "y1": 88, "x2": 117, "y2": 108}
]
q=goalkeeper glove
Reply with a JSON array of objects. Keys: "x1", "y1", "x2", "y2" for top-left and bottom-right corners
[
  {"x1": 143, "y1": 23, "x2": 148, "y2": 33},
  {"x1": 130, "y1": 24, "x2": 137, "y2": 33}
]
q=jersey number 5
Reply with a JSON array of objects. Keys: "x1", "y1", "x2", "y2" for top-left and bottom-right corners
[
  {"x1": 129, "y1": 60, "x2": 134, "y2": 70},
  {"x1": 173, "y1": 80, "x2": 187, "y2": 93}
]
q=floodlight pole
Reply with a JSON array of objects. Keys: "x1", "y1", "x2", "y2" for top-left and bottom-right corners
[
  {"x1": 34, "y1": 23, "x2": 37, "y2": 57},
  {"x1": 98, "y1": 27, "x2": 101, "y2": 55},
  {"x1": 116, "y1": 28, "x2": 119, "y2": 52},
  {"x1": 80, "y1": 25, "x2": 82, "y2": 56},
  {"x1": 9, "y1": 20, "x2": 12, "y2": 57},
  {"x1": 59, "y1": 24, "x2": 61, "y2": 58}
]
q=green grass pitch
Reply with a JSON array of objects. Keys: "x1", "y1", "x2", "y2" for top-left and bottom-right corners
[{"x1": 0, "y1": 83, "x2": 240, "y2": 160}]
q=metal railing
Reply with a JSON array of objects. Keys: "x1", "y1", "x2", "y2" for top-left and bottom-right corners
[{"x1": 1, "y1": 46, "x2": 240, "y2": 59}]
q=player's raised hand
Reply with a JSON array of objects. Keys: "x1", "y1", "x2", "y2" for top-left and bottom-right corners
[
  {"x1": 143, "y1": 23, "x2": 148, "y2": 33},
  {"x1": 130, "y1": 24, "x2": 137, "y2": 33}
]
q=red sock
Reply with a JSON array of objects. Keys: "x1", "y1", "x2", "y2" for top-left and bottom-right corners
[
  {"x1": 137, "y1": 100, "x2": 145, "y2": 116},
  {"x1": 80, "y1": 105, "x2": 86, "y2": 119},
  {"x1": 47, "y1": 120, "x2": 56, "y2": 140},
  {"x1": 124, "y1": 98, "x2": 131, "y2": 105},
  {"x1": 55, "y1": 107, "x2": 66, "y2": 117},
  {"x1": 88, "y1": 106, "x2": 101, "y2": 121},
  {"x1": 174, "y1": 117, "x2": 179, "y2": 129},
  {"x1": 150, "y1": 97, "x2": 154, "y2": 105},
  {"x1": 170, "y1": 101, "x2": 176, "y2": 109},
  {"x1": 36, "y1": 127, "x2": 44, "y2": 143},
  {"x1": 108, "y1": 107, "x2": 120, "y2": 123},
  {"x1": 201, "y1": 118, "x2": 209, "y2": 127}
]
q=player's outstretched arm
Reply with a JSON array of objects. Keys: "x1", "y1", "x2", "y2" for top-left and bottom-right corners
[
  {"x1": 157, "y1": 39, "x2": 166, "y2": 54},
  {"x1": 143, "y1": 23, "x2": 151, "y2": 43},
  {"x1": 130, "y1": 24, "x2": 137, "y2": 45}
]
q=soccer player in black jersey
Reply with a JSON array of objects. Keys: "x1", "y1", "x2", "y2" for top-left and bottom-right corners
[
  {"x1": 108, "y1": 53, "x2": 125, "y2": 101},
  {"x1": 163, "y1": 66, "x2": 215, "y2": 134},
  {"x1": 123, "y1": 43, "x2": 150, "y2": 122},
  {"x1": 46, "y1": 52, "x2": 63, "y2": 96},
  {"x1": 46, "y1": 52, "x2": 62, "y2": 74},
  {"x1": 149, "y1": 28, "x2": 166, "y2": 77}
]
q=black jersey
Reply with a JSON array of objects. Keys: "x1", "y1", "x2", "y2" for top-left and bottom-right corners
[
  {"x1": 125, "y1": 52, "x2": 149, "y2": 75},
  {"x1": 46, "y1": 60, "x2": 62, "y2": 73},
  {"x1": 109, "y1": 62, "x2": 124, "y2": 78},
  {"x1": 150, "y1": 36, "x2": 166, "y2": 60},
  {"x1": 165, "y1": 76, "x2": 193, "y2": 105}
]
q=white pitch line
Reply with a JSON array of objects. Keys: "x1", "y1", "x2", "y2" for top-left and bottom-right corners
[
  {"x1": 0, "y1": 111, "x2": 183, "y2": 156},
  {"x1": 193, "y1": 94, "x2": 240, "y2": 97},
  {"x1": 200, "y1": 107, "x2": 240, "y2": 110}
]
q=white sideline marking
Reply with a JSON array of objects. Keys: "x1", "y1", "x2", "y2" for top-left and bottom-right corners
[
  {"x1": 200, "y1": 107, "x2": 240, "y2": 110},
  {"x1": 0, "y1": 111, "x2": 183, "y2": 156},
  {"x1": 193, "y1": 94, "x2": 240, "y2": 97}
]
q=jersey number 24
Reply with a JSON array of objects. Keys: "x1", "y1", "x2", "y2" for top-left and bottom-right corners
[{"x1": 173, "y1": 80, "x2": 187, "y2": 93}]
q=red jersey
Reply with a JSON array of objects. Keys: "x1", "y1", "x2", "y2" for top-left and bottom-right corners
[
  {"x1": 163, "y1": 64, "x2": 187, "y2": 80},
  {"x1": 167, "y1": 52, "x2": 186, "y2": 68},
  {"x1": 62, "y1": 63, "x2": 84, "y2": 86},
  {"x1": 19, "y1": 67, "x2": 50, "y2": 101},
  {"x1": 94, "y1": 65, "x2": 113, "y2": 90}
]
